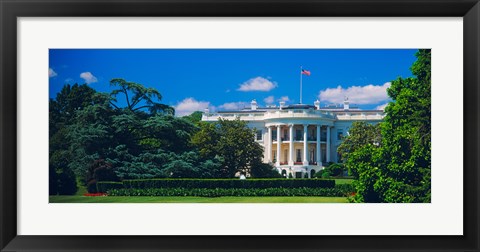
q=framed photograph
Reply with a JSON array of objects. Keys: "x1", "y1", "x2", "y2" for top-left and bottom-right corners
[{"x1": 1, "y1": 0, "x2": 479, "y2": 251}]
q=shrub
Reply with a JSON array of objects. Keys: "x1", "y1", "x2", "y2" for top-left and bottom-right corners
[
  {"x1": 49, "y1": 165, "x2": 58, "y2": 195},
  {"x1": 335, "y1": 183, "x2": 356, "y2": 195},
  {"x1": 314, "y1": 163, "x2": 347, "y2": 178},
  {"x1": 121, "y1": 178, "x2": 335, "y2": 190},
  {"x1": 250, "y1": 163, "x2": 282, "y2": 178},
  {"x1": 313, "y1": 170, "x2": 323, "y2": 178},
  {"x1": 321, "y1": 171, "x2": 331, "y2": 178},
  {"x1": 108, "y1": 187, "x2": 346, "y2": 197},
  {"x1": 57, "y1": 167, "x2": 78, "y2": 195},
  {"x1": 87, "y1": 180, "x2": 98, "y2": 193},
  {"x1": 97, "y1": 181, "x2": 124, "y2": 193},
  {"x1": 328, "y1": 163, "x2": 345, "y2": 177}
]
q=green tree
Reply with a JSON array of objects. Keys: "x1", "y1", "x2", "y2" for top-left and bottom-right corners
[
  {"x1": 347, "y1": 144, "x2": 382, "y2": 202},
  {"x1": 109, "y1": 78, "x2": 174, "y2": 115},
  {"x1": 49, "y1": 83, "x2": 96, "y2": 137},
  {"x1": 192, "y1": 119, "x2": 264, "y2": 177},
  {"x1": 346, "y1": 49, "x2": 431, "y2": 203},
  {"x1": 49, "y1": 84, "x2": 98, "y2": 195},
  {"x1": 337, "y1": 121, "x2": 381, "y2": 177},
  {"x1": 376, "y1": 49, "x2": 431, "y2": 203},
  {"x1": 182, "y1": 111, "x2": 203, "y2": 125}
]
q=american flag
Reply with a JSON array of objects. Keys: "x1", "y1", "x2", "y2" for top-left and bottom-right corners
[{"x1": 301, "y1": 69, "x2": 311, "y2": 76}]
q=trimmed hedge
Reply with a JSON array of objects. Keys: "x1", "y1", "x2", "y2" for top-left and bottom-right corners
[
  {"x1": 97, "y1": 181, "x2": 124, "y2": 193},
  {"x1": 335, "y1": 184, "x2": 356, "y2": 195},
  {"x1": 121, "y1": 178, "x2": 335, "y2": 190},
  {"x1": 108, "y1": 187, "x2": 348, "y2": 197}
]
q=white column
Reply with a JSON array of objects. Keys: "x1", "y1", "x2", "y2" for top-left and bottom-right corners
[
  {"x1": 326, "y1": 126, "x2": 331, "y2": 162},
  {"x1": 289, "y1": 124, "x2": 294, "y2": 166},
  {"x1": 316, "y1": 125, "x2": 321, "y2": 166},
  {"x1": 303, "y1": 124, "x2": 308, "y2": 165},
  {"x1": 276, "y1": 125, "x2": 281, "y2": 166},
  {"x1": 268, "y1": 126, "x2": 272, "y2": 162}
]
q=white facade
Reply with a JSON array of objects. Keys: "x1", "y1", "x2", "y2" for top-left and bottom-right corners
[{"x1": 202, "y1": 99, "x2": 385, "y2": 178}]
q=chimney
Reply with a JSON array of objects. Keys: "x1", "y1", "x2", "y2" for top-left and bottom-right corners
[
  {"x1": 314, "y1": 100, "x2": 320, "y2": 110},
  {"x1": 343, "y1": 97, "x2": 349, "y2": 110},
  {"x1": 251, "y1": 99, "x2": 257, "y2": 110},
  {"x1": 279, "y1": 101, "x2": 286, "y2": 110}
]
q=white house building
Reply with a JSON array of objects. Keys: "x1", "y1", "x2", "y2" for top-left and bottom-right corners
[{"x1": 202, "y1": 98, "x2": 385, "y2": 178}]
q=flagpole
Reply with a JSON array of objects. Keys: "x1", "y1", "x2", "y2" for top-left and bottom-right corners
[{"x1": 300, "y1": 66, "x2": 303, "y2": 104}]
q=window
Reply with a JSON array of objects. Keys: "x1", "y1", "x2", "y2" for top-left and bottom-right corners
[
  {"x1": 296, "y1": 149, "x2": 302, "y2": 162},
  {"x1": 256, "y1": 129, "x2": 262, "y2": 140},
  {"x1": 337, "y1": 129, "x2": 343, "y2": 140},
  {"x1": 296, "y1": 129, "x2": 302, "y2": 140},
  {"x1": 272, "y1": 130, "x2": 277, "y2": 140}
]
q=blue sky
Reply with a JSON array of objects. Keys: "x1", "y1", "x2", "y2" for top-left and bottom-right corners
[{"x1": 49, "y1": 49, "x2": 417, "y2": 116}]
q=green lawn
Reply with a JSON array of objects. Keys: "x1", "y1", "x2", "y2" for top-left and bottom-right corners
[
  {"x1": 334, "y1": 178, "x2": 354, "y2": 185},
  {"x1": 49, "y1": 195, "x2": 348, "y2": 203}
]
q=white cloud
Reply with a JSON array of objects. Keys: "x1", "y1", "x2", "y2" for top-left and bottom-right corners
[
  {"x1": 375, "y1": 103, "x2": 389, "y2": 111},
  {"x1": 319, "y1": 82, "x2": 391, "y2": 104},
  {"x1": 64, "y1": 78, "x2": 74, "y2": 84},
  {"x1": 218, "y1": 101, "x2": 249, "y2": 111},
  {"x1": 49, "y1": 68, "x2": 57, "y2": 78},
  {"x1": 80, "y1": 72, "x2": 98, "y2": 84},
  {"x1": 278, "y1": 96, "x2": 289, "y2": 102},
  {"x1": 237, "y1": 77, "x2": 277, "y2": 92},
  {"x1": 174, "y1": 97, "x2": 211, "y2": 117},
  {"x1": 264, "y1": 96, "x2": 274, "y2": 104}
]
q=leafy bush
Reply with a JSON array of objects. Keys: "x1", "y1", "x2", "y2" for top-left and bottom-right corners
[
  {"x1": 49, "y1": 165, "x2": 58, "y2": 195},
  {"x1": 328, "y1": 163, "x2": 344, "y2": 177},
  {"x1": 108, "y1": 187, "x2": 346, "y2": 197},
  {"x1": 50, "y1": 150, "x2": 77, "y2": 195},
  {"x1": 86, "y1": 159, "x2": 120, "y2": 193},
  {"x1": 97, "y1": 181, "x2": 124, "y2": 193},
  {"x1": 121, "y1": 178, "x2": 335, "y2": 189},
  {"x1": 250, "y1": 163, "x2": 282, "y2": 178},
  {"x1": 314, "y1": 163, "x2": 346, "y2": 178},
  {"x1": 335, "y1": 183, "x2": 356, "y2": 195},
  {"x1": 321, "y1": 171, "x2": 331, "y2": 178},
  {"x1": 57, "y1": 167, "x2": 78, "y2": 195},
  {"x1": 87, "y1": 180, "x2": 98, "y2": 193}
]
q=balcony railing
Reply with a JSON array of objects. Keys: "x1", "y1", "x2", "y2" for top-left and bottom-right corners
[{"x1": 272, "y1": 136, "x2": 329, "y2": 142}]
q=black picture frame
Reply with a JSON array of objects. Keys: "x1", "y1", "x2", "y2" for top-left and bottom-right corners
[{"x1": 1, "y1": 0, "x2": 479, "y2": 251}]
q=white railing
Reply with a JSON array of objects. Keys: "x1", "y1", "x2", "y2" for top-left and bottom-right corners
[
  {"x1": 263, "y1": 110, "x2": 335, "y2": 119},
  {"x1": 336, "y1": 113, "x2": 384, "y2": 120},
  {"x1": 202, "y1": 110, "x2": 384, "y2": 121}
]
